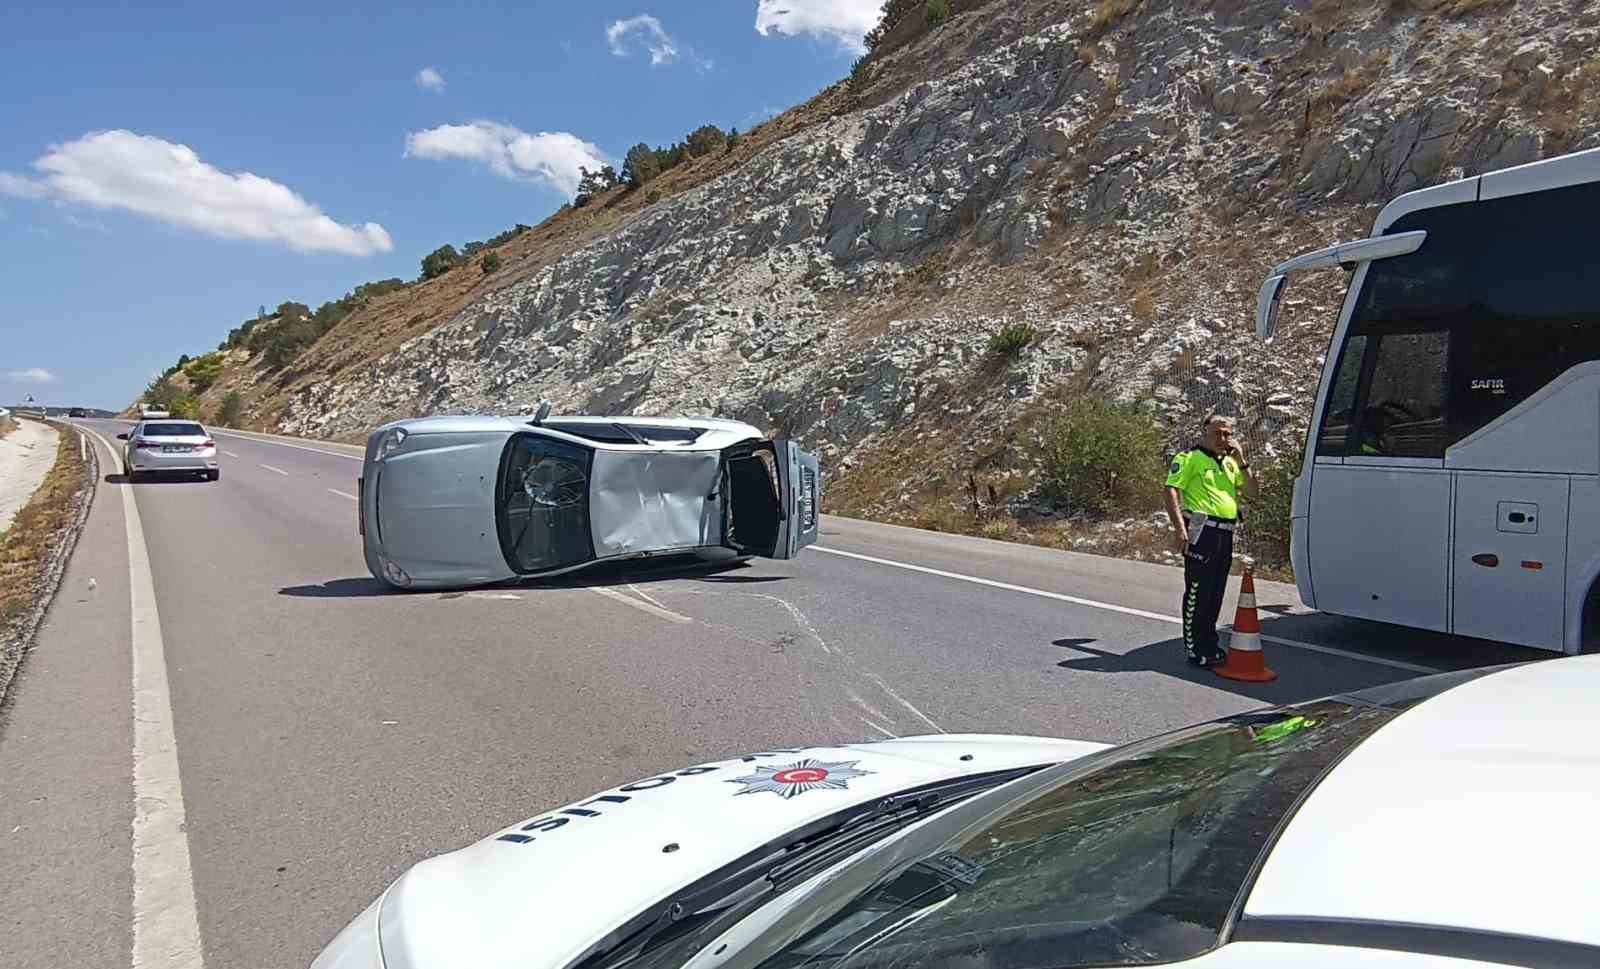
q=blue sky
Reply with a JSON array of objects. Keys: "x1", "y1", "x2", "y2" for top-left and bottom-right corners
[{"x1": 0, "y1": 0, "x2": 879, "y2": 409}]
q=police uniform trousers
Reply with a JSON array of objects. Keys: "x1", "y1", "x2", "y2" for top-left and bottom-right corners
[{"x1": 1182, "y1": 518, "x2": 1233, "y2": 663}]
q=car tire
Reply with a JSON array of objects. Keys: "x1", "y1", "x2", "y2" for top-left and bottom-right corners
[{"x1": 207, "y1": 469, "x2": 220, "y2": 482}]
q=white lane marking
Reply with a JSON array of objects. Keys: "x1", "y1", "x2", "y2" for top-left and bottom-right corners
[
  {"x1": 466, "y1": 591, "x2": 521, "y2": 601},
  {"x1": 815, "y1": 546, "x2": 1177, "y2": 623},
  {"x1": 626, "y1": 582, "x2": 669, "y2": 609},
  {"x1": 220, "y1": 450, "x2": 240, "y2": 458},
  {"x1": 79, "y1": 432, "x2": 86, "y2": 462},
  {"x1": 588, "y1": 586, "x2": 694, "y2": 624},
  {"x1": 815, "y1": 546, "x2": 1443, "y2": 674},
  {"x1": 1253, "y1": 633, "x2": 1440, "y2": 675},
  {"x1": 211, "y1": 429, "x2": 362, "y2": 461},
  {"x1": 327, "y1": 489, "x2": 358, "y2": 501},
  {"x1": 86, "y1": 429, "x2": 204, "y2": 969},
  {"x1": 860, "y1": 717, "x2": 898, "y2": 739},
  {"x1": 259, "y1": 464, "x2": 289, "y2": 476}
]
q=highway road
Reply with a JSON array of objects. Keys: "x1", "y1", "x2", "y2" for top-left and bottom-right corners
[{"x1": 0, "y1": 419, "x2": 1544, "y2": 969}]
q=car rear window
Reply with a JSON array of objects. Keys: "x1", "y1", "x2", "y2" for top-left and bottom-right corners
[{"x1": 141, "y1": 423, "x2": 205, "y2": 437}]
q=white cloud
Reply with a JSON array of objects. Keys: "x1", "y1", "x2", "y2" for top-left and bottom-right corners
[
  {"x1": 607, "y1": 14, "x2": 680, "y2": 65},
  {"x1": 405, "y1": 121, "x2": 609, "y2": 198},
  {"x1": 0, "y1": 171, "x2": 49, "y2": 199},
  {"x1": 754, "y1": 0, "x2": 880, "y2": 54},
  {"x1": 415, "y1": 66, "x2": 446, "y2": 92},
  {"x1": 15, "y1": 130, "x2": 391, "y2": 255},
  {"x1": 6, "y1": 368, "x2": 57, "y2": 384}
]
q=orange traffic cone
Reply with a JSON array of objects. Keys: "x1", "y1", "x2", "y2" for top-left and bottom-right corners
[{"x1": 1215, "y1": 569, "x2": 1277, "y2": 682}]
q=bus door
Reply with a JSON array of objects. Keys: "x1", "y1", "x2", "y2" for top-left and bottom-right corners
[{"x1": 1306, "y1": 329, "x2": 1452, "y2": 632}]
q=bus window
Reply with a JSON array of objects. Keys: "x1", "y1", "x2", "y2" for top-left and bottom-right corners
[
  {"x1": 1447, "y1": 180, "x2": 1600, "y2": 442},
  {"x1": 1315, "y1": 335, "x2": 1367, "y2": 456},
  {"x1": 1352, "y1": 332, "x2": 1448, "y2": 457}
]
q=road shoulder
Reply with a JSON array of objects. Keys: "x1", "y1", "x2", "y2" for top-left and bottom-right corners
[{"x1": 0, "y1": 427, "x2": 135, "y2": 968}]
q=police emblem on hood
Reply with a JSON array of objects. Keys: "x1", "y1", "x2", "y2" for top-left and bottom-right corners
[{"x1": 727, "y1": 758, "x2": 873, "y2": 798}]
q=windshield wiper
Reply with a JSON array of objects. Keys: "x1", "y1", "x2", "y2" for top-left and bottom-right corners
[{"x1": 572, "y1": 765, "x2": 1047, "y2": 969}]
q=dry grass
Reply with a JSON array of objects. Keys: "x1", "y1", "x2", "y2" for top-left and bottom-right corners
[
  {"x1": 0, "y1": 425, "x2": 86, "y2": 633},
  {"x1": 1306, "y1": 50, "x2": 1389, "y2": 130},
  {"x1": 1090, "y1": 0, "x2": 1141, "y2": 35},
  {"x1": 0, "y1": 415, "x2": 17, "y2": 441}
]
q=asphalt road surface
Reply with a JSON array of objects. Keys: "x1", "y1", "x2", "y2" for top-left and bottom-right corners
[{"x1": 0, "y1": 419, "x2": 1545, "y2": 969}]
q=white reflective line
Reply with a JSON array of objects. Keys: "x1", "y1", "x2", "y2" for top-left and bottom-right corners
[
  {"x1": 220, "y1": 450, "x2": 240, "y2": 458},
  {"x1": 85, "y1": 430, "x2": 204, "y2": 969},
  {"x1": 813, "y1": 546, "x2": 1179, "y2": 624},
  {"x1": 1255, "y1": 633, "x2": 1440, "y2": 674},
  {"x1": 814, "y1": 546, "x2": 1443, "y2": 674},
  {"x1": 327, "y1": 489, "x2": 358, "y2": 501},
  {"x1": 259, "y1": 464, "x2": 289, "y2": 476},
  {"x1": 588, "y1": 586, "x2": 694, "y2": 624},
  {"x1": 212, "y1": 428, "x2": 363, "y2": 461},
  {"x1": 79, "y1": 432, "x2": 86, "y2": 462}
]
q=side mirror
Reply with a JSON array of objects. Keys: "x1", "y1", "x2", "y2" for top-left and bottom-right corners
[
  {"x1": 532, "y1": 400, "x2": 553, "y2": 424},
  {"x1": 1256, "y1": 274, "x2": 1286, "y2": 341},
  {"x1": 116, "y1": 432, "x2": 129, "y2": 440}
]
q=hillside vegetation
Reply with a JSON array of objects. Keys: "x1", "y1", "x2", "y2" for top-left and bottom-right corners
[{"x1": 137, "y1": 0, "x2": 1600, "y2": 572}]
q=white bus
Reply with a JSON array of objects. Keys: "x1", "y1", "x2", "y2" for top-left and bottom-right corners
[{"x1": 1257, "y1": 147, "x2": 1600, "y2": 654}]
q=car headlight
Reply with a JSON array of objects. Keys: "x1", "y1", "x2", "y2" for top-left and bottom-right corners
[
  {"x1": 382, "y1": 560, "x2": 413, "y2": 588},
  {"x1": 377, "y1": 428, "x2": 408, "y2": 461}
]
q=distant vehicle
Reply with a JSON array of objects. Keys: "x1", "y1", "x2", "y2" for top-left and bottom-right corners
[
  {"x1": 1257, "y1": 146, "x2": 1600, "y2": 653},
  {"x1": 67, "y1": 407, "x2": 87, "y2": 418},
  {"x1": 311, "y1": 656, "x2": 1600, "y2": 969},
  {"x1": 117, "y1": 420, "x2": 218, "y2": 481},
  {"x1": 138, "y1": 402, "x2": 170, "y2": 419},
  {"x1": 358, "y1": 411, "x2": 820, "y2": 590}
]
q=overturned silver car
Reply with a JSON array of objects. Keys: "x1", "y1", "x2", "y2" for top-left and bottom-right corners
[{"x1": 357, "y1": 412, "x2": 820, "y2": 590}]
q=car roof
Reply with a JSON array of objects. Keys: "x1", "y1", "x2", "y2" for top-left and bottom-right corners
[{"x1": 1245, "y1": 654, "x2": 1600, "y2": 947}]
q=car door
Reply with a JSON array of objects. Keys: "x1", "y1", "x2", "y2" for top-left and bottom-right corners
[{"x1": 722, "y1": 440, "x2": 820, "y2": 560}]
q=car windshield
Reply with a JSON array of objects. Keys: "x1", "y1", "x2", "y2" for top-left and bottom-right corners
[
  {"x1": 140, "y1": 422, "x2": 204, "y2": 437},
  {"x1": 496, "y1": 433, "x2": 595, "y2": 573},
  {"x1": 748, "y1": 699, "x2": 1399, "y2": 969}
]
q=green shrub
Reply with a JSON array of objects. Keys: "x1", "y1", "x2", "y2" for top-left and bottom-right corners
[
  {"x1": 215, "y1": 391, "x2": 243, "y2": 427},
  {"x1": 420, "y1": 244, "x2": 463, "y2": 280},
  {"x1": 169, "y1": 394, "x2": 201, "y2": 419},
  {"x1": 184, "y1": 354, "x2": 226, "y2": 394},
  {"x1": 1034, "y1": 396, "x2": 1165, "y2": 516},
  {"x1": 988, "y1": 323, "x2": 1037, "y2": 357},
  {"x1": 906, "y1": 251, "x2": 947, "y2": 286},
  {"x1": 1244, "y1": 455, "x2": 1299, "y2": 564},
  {"x1": 481, "y1": 251, "x2": 502, "y2": 275},
  {"x1": 645, "y1": 189, "x2": 662, "y2": 204},
  {"x1": 623, "y1": 143, "x2": 661, "y2": 187},
  {"x1": 686, "y1": 124, "x2": 728, "y2": 158},
  {"x1": 927, "y1": 0, "x2": 952, "y2": 25}
]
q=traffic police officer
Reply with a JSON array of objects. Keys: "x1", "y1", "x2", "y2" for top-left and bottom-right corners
[{"x1": 1164, "y1": 414, "x2": 1252, "y2": 667}]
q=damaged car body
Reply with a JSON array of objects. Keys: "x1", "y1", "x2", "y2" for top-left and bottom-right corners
[{"x1": 358, "y1": 411, "x2": 821, "y2": 590}]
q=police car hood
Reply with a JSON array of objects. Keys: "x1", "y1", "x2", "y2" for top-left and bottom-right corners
[{"x1": 376, "y1": 734, "x2": 1107, "y2": 969}]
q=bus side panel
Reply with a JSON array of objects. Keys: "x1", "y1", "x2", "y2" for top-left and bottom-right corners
[
  {"x1": 1307, "y1": 466, "x2": 1451, "y2": 632},
  {"x1": 1451, "y1": 473, "x2": 1569, "y2": 650},
  {"x1": 1566, "y1": 476, "x2": 1600, "y2": 653}
]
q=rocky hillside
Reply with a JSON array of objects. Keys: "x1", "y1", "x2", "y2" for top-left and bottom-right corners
[{"x1": 156, "y1": 0, "x2": 1599, "y2": 566}]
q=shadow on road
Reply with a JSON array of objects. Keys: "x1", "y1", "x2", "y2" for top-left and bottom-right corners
[
  {"x1": 526, "y1": 556, "x2": 768, "y2": 590},
  {"x1": 279, "y1": 578, "x2": 394, "y2": 598},
  {"x1": 278, "y1": 558, "x2": 781, "y2": 599},
  {"x1": 104, "y1": 473, "x2": 204, "y2": 485}
]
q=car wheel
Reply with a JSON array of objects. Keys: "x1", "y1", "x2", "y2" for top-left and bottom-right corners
[{"x1": 207, "y1": 469, "x2": 220, "y2": 482}]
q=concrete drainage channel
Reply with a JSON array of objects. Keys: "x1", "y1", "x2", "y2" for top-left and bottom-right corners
[{"x1": 0, "y1": 420, "x2": 98, "y2": 712}]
